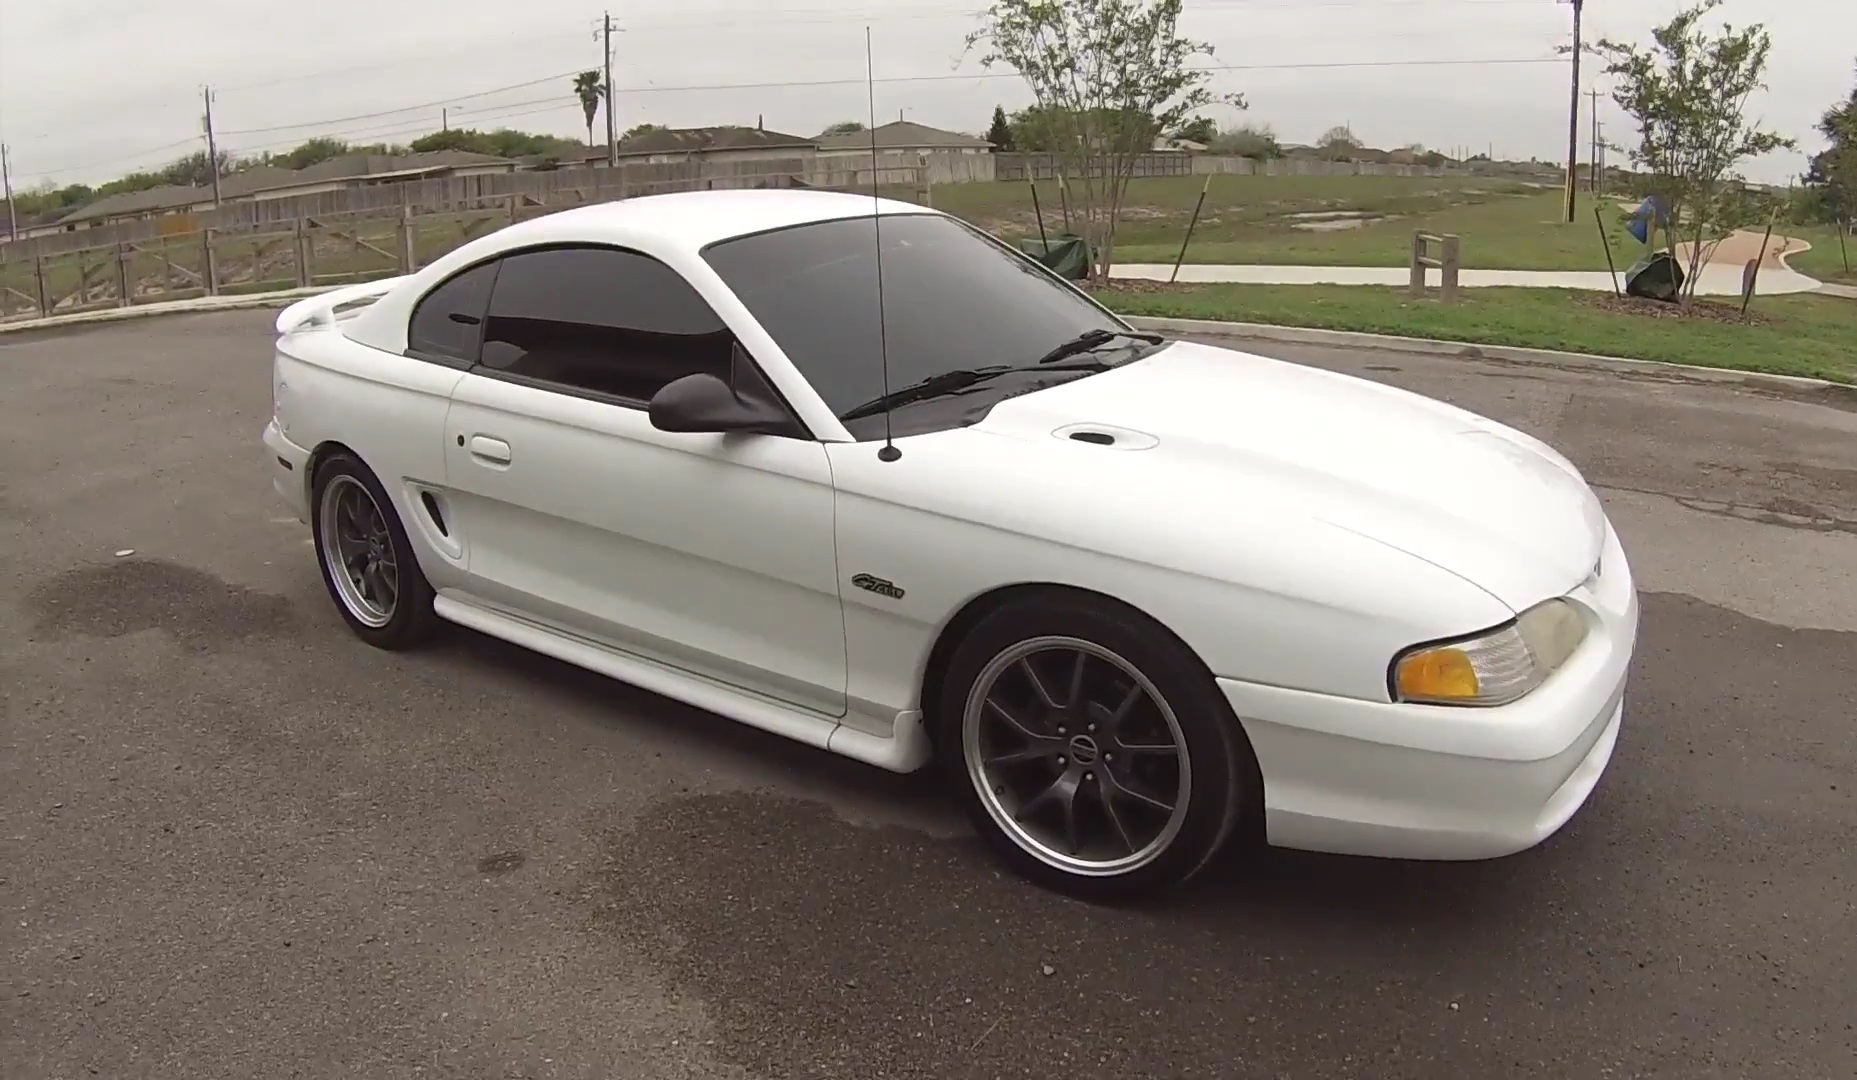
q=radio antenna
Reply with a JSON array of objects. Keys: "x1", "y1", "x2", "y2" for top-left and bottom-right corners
[{"x1": 865, "y1": 26, "x2": 900, "y2": 463}]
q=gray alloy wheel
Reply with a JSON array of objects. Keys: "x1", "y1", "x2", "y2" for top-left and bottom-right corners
[
  {"x1": 962, "y1": 635, "x2": 1193, "y2": 877},
  {"x1": 317, "y1": 473, "x2": 399, "y2": 629}
]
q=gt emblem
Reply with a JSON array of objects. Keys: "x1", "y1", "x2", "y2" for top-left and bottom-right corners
[{"x1": 851, "y1": 573, "x2": 905, "y2": 600}]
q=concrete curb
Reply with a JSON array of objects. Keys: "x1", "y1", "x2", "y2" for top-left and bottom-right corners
[
  {"x1": 0, "y1": 287, "x2": 333, "y2": 336},
  {"x1": 1123, "y1": 315, "x2": 1853, "y2": 395}
]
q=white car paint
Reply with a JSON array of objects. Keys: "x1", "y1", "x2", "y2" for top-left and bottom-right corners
[{"x1": 264, "y1": 189, "x2": 1636, "y2": 863}]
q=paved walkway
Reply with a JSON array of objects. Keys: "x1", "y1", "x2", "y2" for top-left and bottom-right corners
[{"x1": 1111, "y1": 262, "x2": 1824, "y2": 296}]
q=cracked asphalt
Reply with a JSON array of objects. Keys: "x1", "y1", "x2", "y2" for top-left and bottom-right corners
[{"x1": 2, "y1": 311, "x2": 1854, "y2": 1080}]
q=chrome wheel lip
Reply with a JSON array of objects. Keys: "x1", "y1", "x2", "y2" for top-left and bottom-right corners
[
  {"x1": 962, "y1": 635, "x2": 1192, "y2": 878},
  {"x1": 318, "y1": 474, "x2": 397, "y2": 629}
]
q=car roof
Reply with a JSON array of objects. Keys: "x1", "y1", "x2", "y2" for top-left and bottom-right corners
[{"x1": 490, "y1": 188, "x2": 938, "y2": 254}]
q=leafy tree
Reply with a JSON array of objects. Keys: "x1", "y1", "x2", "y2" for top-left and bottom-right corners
[
  {"x1": 985, "y1": 105, "x2": 1014, "y2": 151},
  {"x1": 159, "y1": 149, "x2": 234, "y2": 188},
  {"x1": 273, "y1": 137, "x2": 353, "y2": 170},
  {"x1": 1801, "y1": 62, "x2": 1855, "y2": 227},
  {"x1": 967, "y1": 0, "x2": 1242, "y2": 281},
  {"x1": 1170, "y1": 116, "x2": 1217, "y2": 144},
  {"x1": 408, "y1": 127, "x2": 582, "y2": 158},
  {"x1": 1209, "y1": 123, "x2": 1280, "y2": 160},
  {"x1": 621, "y1": 122, "x2": 666, "y2": 142},
  {"x1": 821, "y1": 121, "x2": 867, "y2": 136},
  {"x1": 573, "y1": 70, "x2": 605, "y2": 149},
  {"x1": 1596, "y1": 0, "x2": 1794, "y2": 302}
]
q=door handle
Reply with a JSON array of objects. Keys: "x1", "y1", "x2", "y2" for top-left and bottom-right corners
[{"x1": 468, "y1": 435, "x2": 512, "y2": 465}]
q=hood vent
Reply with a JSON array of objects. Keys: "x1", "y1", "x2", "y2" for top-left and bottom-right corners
[{"x1": 1052, "y1": 422, "x2": 1159, "y2": 451}]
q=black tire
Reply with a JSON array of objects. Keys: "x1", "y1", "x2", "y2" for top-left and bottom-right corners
[
  {"x1": 309, "y1": 451, "x2": 439, "y2": 650},
  {"x1": 937, "y1": 592, "x2": 1255, "y2": 901}
]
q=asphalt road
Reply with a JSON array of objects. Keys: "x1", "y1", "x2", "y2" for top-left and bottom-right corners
[{"x1": 3, "y1": 311, "x2": 1854, "y2": 1080}]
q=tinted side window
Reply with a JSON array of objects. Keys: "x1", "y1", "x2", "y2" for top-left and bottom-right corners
[
  {"x1": 479, "y1": 246, "x2": 733, "y2": 404},
  {"x1": 407, "y1": 261, "x2": 498, "y2": 364}
]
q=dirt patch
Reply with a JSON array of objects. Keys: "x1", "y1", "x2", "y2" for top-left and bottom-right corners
[
  {"x1": 1673, "y1": 228, "x2": 1805, "y2": 270},
  {"x1": 26, "y1": 558, "x2": 299, "y2": 649},
  {"x1": 1578, "y1": 293, "x2": 1767, "y2": 326}
]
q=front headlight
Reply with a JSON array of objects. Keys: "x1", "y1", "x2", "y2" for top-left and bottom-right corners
[{"x1": 1391, "y1": 599, "x2": 1587, "y2": 707}]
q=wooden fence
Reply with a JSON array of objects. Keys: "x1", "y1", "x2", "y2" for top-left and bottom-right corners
[{"x1": 0, "y1": 166, "x2": 929, "y2": 322}]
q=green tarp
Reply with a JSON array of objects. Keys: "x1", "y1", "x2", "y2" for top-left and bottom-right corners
[{"x1": 1016, "y1": 234, "x2": 1093, "y2": 281}]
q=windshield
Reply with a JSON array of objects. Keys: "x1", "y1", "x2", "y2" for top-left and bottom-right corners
[{"x1": 701, "y1": 213, "x2": 1128, "y2": 421}]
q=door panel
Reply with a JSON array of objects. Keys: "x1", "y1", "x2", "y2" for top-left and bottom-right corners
[{"x1": 442, "y1": 371, "x2": 847, "y2": 716}]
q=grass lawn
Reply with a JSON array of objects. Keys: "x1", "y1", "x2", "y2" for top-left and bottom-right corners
[
  {"x1": 1096, "y1": 283, "x2": 1857, "y2": 384},
  {"x1": 1111, "y1": 191, "x2": 1650, "y2": 272},
  {"x1": 1782, "y1": 224, "x2": 1855, "y2": 284},
  {"x1": 933, "y1": 174, "x2": 1612, "y2": 269}
]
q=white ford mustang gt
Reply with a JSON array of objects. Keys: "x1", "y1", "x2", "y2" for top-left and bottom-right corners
[{"x1": 263, "y1": 189, "x2": 1637, "y2": 898}]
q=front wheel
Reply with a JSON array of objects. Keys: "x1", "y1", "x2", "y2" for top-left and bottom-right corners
[
  {"x1": 938, "y1": 595, "x2": 1255, "y2": 900},
  {"x1": 310, "y1": 452, "x2": 438, "y2": 650}
]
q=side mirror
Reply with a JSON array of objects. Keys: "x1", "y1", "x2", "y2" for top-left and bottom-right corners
[{"x1": 648, "y1": 372, "x2": 789, "y2": 435}]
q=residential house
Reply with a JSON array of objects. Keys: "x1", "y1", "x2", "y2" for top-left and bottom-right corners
[
  {"x1": 0, "y1": 200, "x2": 70, "y2": 241},
  {"x1": 814, "y1": 120, "x2": 992, "y2": 159},
  {"x1": 235, "y1": 151, "x2": 514, "y2": 201},
  {"x1": 52, "y1": 184, "x2": 217, "y2": 230},
  {"x1": 47, "y1": 150, "x2": 517, "y2": 230},
  {"x1": 567, "y1": 124, "x2": 818, "y2": 167}
]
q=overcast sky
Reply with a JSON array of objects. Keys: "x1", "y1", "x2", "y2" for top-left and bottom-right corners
[{"x1": 0, "y1": 0, "x2": 1848, "y2": 190}]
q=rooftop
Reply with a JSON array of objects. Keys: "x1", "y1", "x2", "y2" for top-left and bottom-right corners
[{"x1": 816, "y1": 120, "x2": 992, "y2": 151}]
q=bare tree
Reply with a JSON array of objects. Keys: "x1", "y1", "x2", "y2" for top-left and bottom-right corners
[{"x1": 966, "y1": 0, "x2": 1241, "y2": 282}]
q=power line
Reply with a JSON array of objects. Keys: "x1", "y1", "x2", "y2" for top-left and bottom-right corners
[
  {"x1": 11, "y1": 51, "x2": 1567, "y2": 182},
  {"x1": 10, "y1": 136, "x2": 202, "y2": 182},
  {"x1": 216, "y1": 70, "x2": 586, "y2": 136},
  {"x1": 608, "y1": 55, "x2": 1566, "y2": 95}
]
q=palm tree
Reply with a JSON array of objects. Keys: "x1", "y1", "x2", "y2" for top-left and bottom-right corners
[{"x1": 573, "y1": 71, "x2": 604, "y2": 149}]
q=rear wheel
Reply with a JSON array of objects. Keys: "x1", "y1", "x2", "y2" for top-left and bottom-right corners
[
  {"x1": 938, "y1": 594, "x2": 1254, "y2": 900},
  {"x1": 310, "y1": 452, "x2": 437, "y2": 650}
]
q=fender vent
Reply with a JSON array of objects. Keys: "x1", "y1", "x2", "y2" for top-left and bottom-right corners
[{"x1": 420, "y1": 491, "x2": 449, "y2": 537}]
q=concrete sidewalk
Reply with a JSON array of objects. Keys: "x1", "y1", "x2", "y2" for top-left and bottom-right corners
[{"x1": 1110, "y1": 262, "x2": 1825, "y2": 296}]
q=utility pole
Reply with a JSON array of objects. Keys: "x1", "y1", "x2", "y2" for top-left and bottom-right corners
[
  {"x1": 1595, "y1": 121, "x2": 1606, "y2": 195},
  {"x1": 1563, "y1": 0, "x2": 1584, "y2": 223},
  {"x1": 202, "y1": 85, "x2": 223, "y2": 208},
  {"x1": 1588, "y1": 88, "x2": 1601, "y2": 193},
  {"x1": 1, "y1": 142, "x2": 17, "y2": 241},
  {"x1": 442, "y1": 107, "x2": 450, "y2": 133},
  {"x1": 600, "y1": 11, "x2": 618, "y2": 167}
]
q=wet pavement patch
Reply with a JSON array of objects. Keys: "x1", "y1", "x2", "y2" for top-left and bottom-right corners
[
  {"x1": 477, "y1": 851, "x2": 527, "y2": 876},
  {"x1": 25, "y1": 558, "x2": 296, "y2": 648},
  {"x1": 588, "y1": 593, "x2": 1857, "y2": 1080}
]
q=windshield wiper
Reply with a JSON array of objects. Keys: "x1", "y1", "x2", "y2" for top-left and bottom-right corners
[
  {"x1": 839, "y1": 359, "x2": 1112, "y2": 421},
  {"x1": 1032, "y1": 328, "x2": 1165, "y2": 367}
]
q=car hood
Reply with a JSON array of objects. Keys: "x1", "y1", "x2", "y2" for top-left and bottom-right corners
[{"x1": 971, "y1": 339, "x2": 1607, "y2": 611}]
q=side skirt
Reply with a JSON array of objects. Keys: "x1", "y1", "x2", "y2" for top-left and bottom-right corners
[{"x1": 432, "y1": 591, "x2": 932, "y2": 773}]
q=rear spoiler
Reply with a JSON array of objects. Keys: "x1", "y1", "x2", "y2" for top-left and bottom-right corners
[{"x1": 274, "y1": 275, "x2": 411, "y2": 336}]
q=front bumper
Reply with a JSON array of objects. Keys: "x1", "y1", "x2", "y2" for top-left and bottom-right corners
[
  {"x1": 262, "y1": 419, "x2": 311, "y2": 523},
  {"x1": 1223, "y1": 523, "x2": 1639, "y2": 861}
]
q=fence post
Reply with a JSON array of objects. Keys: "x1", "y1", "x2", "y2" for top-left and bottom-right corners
[
  {"x1": 35, "y1": 254, "x2": 49, "y2": 315},
  {"x1": 115, "y1": 242, "x2": 132, "y2": 306},
  {"x1": 1439, "y1": 234, "x2": 1460, "y2": 303},
  {"x1": 1409, "y1": 232, "x2": 1427, "y2": 295},
  {"x1": 294, "y1": 218, "x2": 311, "y2": 288},
  {"x1": 203, "y1": 228, "x2": 219, "y2": 296},
  {"x1": 399, "y1": 206, "x2": 416, "y2": 272}
]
